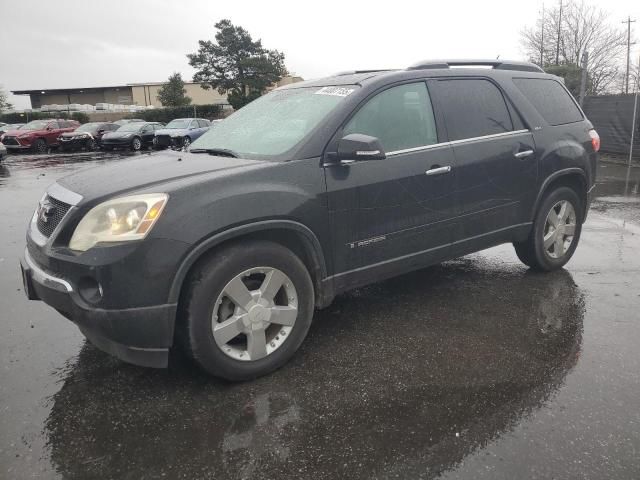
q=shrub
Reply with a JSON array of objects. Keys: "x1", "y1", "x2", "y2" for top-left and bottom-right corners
[{"x1": 125, "y1": 104, "x2": 224, "y2": 124}]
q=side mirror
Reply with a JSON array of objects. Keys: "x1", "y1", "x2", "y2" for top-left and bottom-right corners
[
  {"x1": 46, "y1": 125, "x2": 53, "y2": 131},
  {"x1": 335, "y1": 133, "x2": 385, "y2": 164},
  {"x1": 98, "y1": 129, "x2": 105, "y2": 134}
]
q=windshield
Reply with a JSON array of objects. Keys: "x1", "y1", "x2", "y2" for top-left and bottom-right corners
[
  {"x1": 75, "y1": 123, "x2": 100, "y2": 133},
  {"x1": 190, "y1": 86, "x2": 355, "y2": 158},
  {"x1": 117, "y1": 123, "x2": 144, "y2": 132},
  {"x1": 21, "y1": 120, "x2": 50, "y2": 130},
  {"x1": 165, "y1": 119, "x2": 191, "y2": 129}
]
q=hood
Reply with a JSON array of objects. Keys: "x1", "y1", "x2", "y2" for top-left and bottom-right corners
[
  {"x1": 61, "y1": 131, "x2": 92, "y2": 138},
  {"x1": 103, "y1": 130, "x2": 137, "y2": 139},
  {"x1": 4, "y1": 129, "x2": 34, "y2": 137},
  {"x1": 56, "y1": 150, "x2": 265, "y2": 201},
  {"x1": 155, "y1": 128, "x2": 189, "y2": 136}
]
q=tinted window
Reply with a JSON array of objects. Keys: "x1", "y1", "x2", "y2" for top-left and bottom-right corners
[
  {"x1": 513, "y1": 78, "x2": 583, "y2": 126},
  {"x1": 49, "y1": 121, "x2": 61, "y2": 129},
  {"x1": 434, "y1": 79, "x2": 513, "y2": 141},
  {"x1": 344, "y1": 82, "x2": 438, "y2": 152},
  {"x1": 198, "y1": 119, "x2": 210, "y2": 128}
]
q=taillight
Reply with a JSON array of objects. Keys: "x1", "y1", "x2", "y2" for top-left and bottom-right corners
[{"x1": 589, "y1": 129, "x2": 600, "y2": 152}]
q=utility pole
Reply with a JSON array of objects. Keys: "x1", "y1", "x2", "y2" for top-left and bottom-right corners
[
  {"x1": 579, "y1": 51, "x2": 589, "y2": 107},
  {"x1": 625, "y1": 54, "x2": 640, "y2": 196},
  {"x1": 555, "y1": 0, "x2": 563, "y2": 65},
  {"x1": 624, "y1": 58, "x2": 640, "y2": 195},
  {"x1": 540, "y1": 3, "x2": 545, "y2": 66},
  {"x1": 622, "y1": 16, "x2": 636, "y2": 94}
]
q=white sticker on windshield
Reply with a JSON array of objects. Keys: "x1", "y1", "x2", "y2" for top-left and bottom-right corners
[{"x1": 314, "y1": 86, "x2": 355, "y2": 97}]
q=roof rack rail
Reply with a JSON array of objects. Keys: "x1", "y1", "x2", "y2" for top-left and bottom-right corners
[
  {"x1": 407, "y1": 59, "x2": 544, "y2": 73},
  {"x1": 333, "y1": 69, "x2": 395, "y2": 76}
]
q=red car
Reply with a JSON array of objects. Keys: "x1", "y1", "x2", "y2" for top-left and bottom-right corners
[{"x1": 1, "y1": 119, "x2": 80, "y2": 153}]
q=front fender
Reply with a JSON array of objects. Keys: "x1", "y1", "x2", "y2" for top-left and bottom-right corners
[{"x1": 166, "y1": 219, "x2": 329, "y2": 304}]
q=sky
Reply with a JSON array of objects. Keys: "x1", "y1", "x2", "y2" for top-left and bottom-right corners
[{"x1": 1, "y1": 0, "x2": 639, "y2": 109}]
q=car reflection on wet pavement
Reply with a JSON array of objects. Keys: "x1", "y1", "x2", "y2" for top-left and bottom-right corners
[{"x1": 1, "y1": 152, "x2": 639, "y2": 479}]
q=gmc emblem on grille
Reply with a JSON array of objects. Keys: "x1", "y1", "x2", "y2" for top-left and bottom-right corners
[{"x1": 38, "y1": 201, "x2": 57, "y2": 224}]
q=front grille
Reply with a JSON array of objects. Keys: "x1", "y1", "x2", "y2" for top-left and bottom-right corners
[
  {"x1": 155, "y1": 135, "x2": 173, "y2": 146},
  {"x1": 36, "y1": 195, "x2": 72, "y2": 238},
  {"x1": 2, "y1": 136, "x2": 19, "y2": 146}
]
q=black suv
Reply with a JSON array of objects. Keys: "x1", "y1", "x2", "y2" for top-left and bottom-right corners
[{"x1": 20, "y1": 60, "x2": 599, "y2": 381}]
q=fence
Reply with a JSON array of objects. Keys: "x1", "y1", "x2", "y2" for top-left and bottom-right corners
[{"x1": 582, "y1": 94, "x2": 640, "y2": 158}]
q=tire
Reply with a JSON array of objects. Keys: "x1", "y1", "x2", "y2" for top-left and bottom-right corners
[
  {"x1": 85, "y1": 138, "x2": 96, "y2": 151},
  {"x1": 178, "y1": 240, "x2": 315, "y2": 381},
  {"x1": 182, "y1": 136, "x2": 191, "y2": 149},
  {"x1": 131, "y1": 137, "x2": 142, "y2": 151},
  {"x1": 32, "y1": 138, "x2": 47, "y2": 154},
  {"x1": 513, "y1": 186, "x2": 583, "y2": 271}
]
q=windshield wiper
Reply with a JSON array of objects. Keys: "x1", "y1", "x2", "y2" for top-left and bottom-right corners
[{"x1": 189, "y1": 148, "x2": 239, "y2": 158}]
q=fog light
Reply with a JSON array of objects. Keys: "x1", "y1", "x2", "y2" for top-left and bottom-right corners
[{"x1": 78, "y1": 277, "x2": 103, "y2": 304}]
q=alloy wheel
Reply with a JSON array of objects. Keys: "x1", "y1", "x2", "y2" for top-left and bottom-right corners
[
  {"x1": 34, "y1": 140, "x2": 47, "y2": 154},
  {"x1": 543, "y1": 200, "x2": 577, "y2": 259},
  {"x1": 212, "y1": 267, "x2": 298, "y2": 361}
]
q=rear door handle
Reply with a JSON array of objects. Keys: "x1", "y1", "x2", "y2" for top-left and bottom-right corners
[
  {"x1": 425, "y1": 166, "x2": 451, "y2": 176},
  {"x1": 514, "y1": 149, "x2": 535, "y2": 159}
]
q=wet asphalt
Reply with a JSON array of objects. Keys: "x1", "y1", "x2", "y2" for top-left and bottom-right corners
[{"x1": 1, "y1": 150, "x2": 639, "y2": 480}]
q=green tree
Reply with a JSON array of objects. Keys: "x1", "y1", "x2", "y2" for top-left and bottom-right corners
[
  {"x1": 187, "y1": 19, "x2": 287, "y2": 110},
  {"x1": 156, "y1": 72, "x2": 192, "y2": 107},
  {"x1": 544, "y1": 64, "x2": 591, "y2": 99},
  {"x1": 0, "y1": 87, "x2": 13, "y2": 114}
]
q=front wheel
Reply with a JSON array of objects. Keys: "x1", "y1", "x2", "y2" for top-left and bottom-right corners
[
  {"x1": 514, "y1": 186, "x2": 583, "y2": 271},
  {"x1": 182, "y1": 136, "x2": 191, "y2": 149},
  {"x1": 178, "y1": 241, "x2": 314, "y2": 381},
  {"x1": 131, "y1": 137, "x2": 142, "y2": 151},
  {"x1": 32, "y1": 138, "x2": 47, "y2": 154}
]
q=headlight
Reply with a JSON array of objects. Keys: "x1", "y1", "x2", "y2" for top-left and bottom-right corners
[{"x1": 69, "y1": 193, "x2": 168, "y2": 251}]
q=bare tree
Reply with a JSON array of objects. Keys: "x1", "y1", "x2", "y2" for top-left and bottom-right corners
[{"x1": 521, "y1": 0, "x2": 626, "y2": 94}]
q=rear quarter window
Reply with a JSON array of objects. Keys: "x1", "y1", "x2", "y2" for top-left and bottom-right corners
[{"x1": 513, "y1": 78, "x2": 583, "y2": 126}]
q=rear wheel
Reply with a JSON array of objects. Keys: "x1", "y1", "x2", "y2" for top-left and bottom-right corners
[
  {"x1": 32, "y1": 138, "x2": 47, "y2": 154},
  {"x1": 85, "y1": 138, "x2": 96, "y2": 151},
  {"x1": 178, "y1": 241, "x2": 314, "y2": 381},
  {"x1": 514, "y1": 186, "x2": 583, "y2": 271}
]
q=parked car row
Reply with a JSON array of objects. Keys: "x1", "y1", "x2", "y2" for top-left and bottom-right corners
[{"x1": 0, "y1": 117, "x2": 221, "y2": 153}]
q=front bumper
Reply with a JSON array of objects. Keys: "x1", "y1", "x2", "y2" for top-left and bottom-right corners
[
  {"x1": 101, "y1": 138, "x2": 133, "y2": 147},
  {"x1": 155, "y1": 135, "x2": 184, "y2": 149},
  {"x1": 59, "y1": 137, "x2": 91, "y2": 149},
  {"x1": 21, "y1": 248, "x2": 176, "y2": 368}
]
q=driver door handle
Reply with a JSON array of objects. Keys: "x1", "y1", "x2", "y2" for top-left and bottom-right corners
[
  {"x1": 425, "y1": 165, "x2": 452, "y2": 176},
  {"x1": 514, "y1": 149, "x2": 535, "y2": 159}
]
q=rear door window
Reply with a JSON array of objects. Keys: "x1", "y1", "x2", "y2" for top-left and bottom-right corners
[
  {"x1": 513, "y1": 78, "x2": 583, "y2": 126},
  {"x1": 343, "y1": 82, "x2": 438, "y2": 152},
  {"x1": 433, "y1": 79, "x2": 514, "y2": 141}
]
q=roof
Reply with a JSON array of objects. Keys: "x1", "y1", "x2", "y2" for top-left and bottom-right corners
[
  {"x1": 12, "y1": 85, "x2": 131, "y2": 95},
  {"x1": 278, "y1": 59, "x2": 547, "y2": 90},
  {"x1": 11, "y1": 82, "x2": 203, "y2": 95}
]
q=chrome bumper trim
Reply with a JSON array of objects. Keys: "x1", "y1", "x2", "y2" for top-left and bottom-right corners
[{"x1": 24, "y1": 248, "x2": 73, "y2": 293}]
